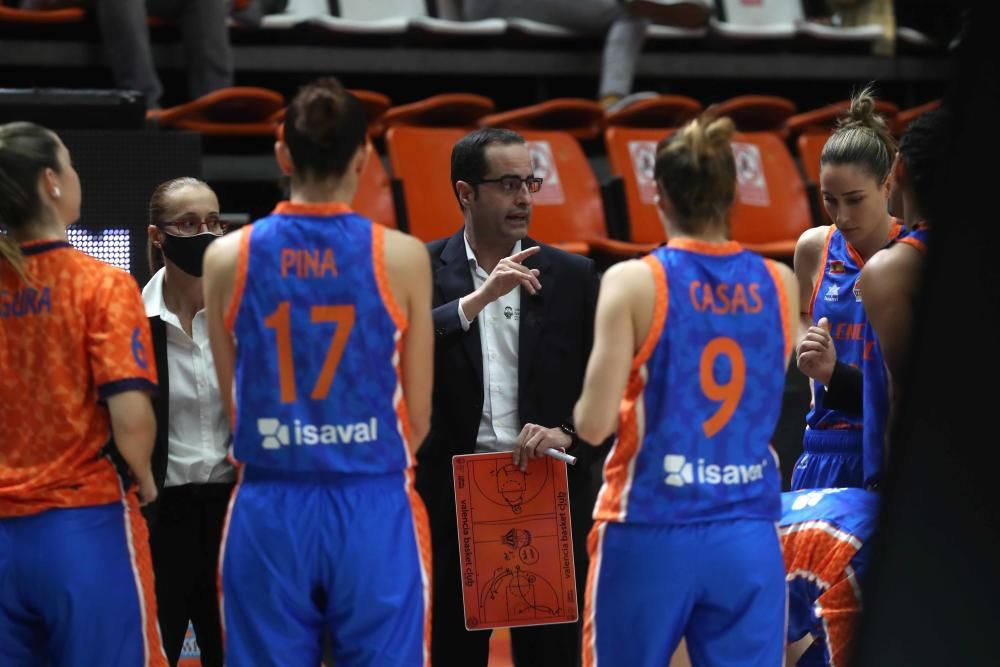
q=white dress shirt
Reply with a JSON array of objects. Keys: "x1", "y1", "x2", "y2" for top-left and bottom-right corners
[
  {"x1": 143, "y1": 268, "x2": 234, "y2": 487},
  {"x1": 459, "y1": 236, "x2": 522, "y2": 453}
]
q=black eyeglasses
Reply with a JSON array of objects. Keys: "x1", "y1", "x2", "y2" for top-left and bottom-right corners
[
  {"x1": 160, "y1": 213, "x2": 228, "y2": 237},
  {"x1": 472, "y1": 176, "x2": 544, "y2": 195}
]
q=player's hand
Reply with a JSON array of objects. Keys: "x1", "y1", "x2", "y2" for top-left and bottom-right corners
[
  {"x1": 512, "y1": 423, "x2": 571, "y2": 472},
  {"x1": 137, "y1": 474, "x2": 158, "y2": 507},
  {"x1": 480, "y1": 246, "x2": 542, "y2": 301},
  {"x1": 797, "y1": 317, "x2": 836, "y2": 385}
]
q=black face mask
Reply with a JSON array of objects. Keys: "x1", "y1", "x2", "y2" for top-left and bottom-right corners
[{"x1": 161, "y1": 231, "x2": 218, "y2": 277}]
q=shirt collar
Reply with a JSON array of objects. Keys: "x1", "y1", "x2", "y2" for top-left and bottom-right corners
[
  {"x1": 142, "y1": 267, "x2": 205, "y2": 330},
  {"x1": 142, "y1": 266, "x2": 166, "y2": 319},
  {"x1": 463, "y1": 234, "x2": 522, "y2": 272}
]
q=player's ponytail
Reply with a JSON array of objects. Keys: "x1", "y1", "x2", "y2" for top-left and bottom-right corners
[
  {"x1": 0, "y1": 122, "x2": 59, "y2": 284},
  {"x1": 654, "y1": 114, "x2": 737, "y2": 233},
  {"x1": 821, "y1": 84, "x2": 897, "y2": 184}
]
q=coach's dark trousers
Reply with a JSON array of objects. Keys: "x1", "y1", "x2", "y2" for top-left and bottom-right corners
[{"x1": 147, "y1": 482, "x2": 233, "y2": 667}]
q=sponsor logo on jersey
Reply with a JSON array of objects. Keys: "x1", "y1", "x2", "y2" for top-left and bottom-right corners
[
  {"x1": 257, "y1": 417, "x2": 378, "y2": 449},
  {"x1": 663, "y1": 454, "x2": 769, "y2": 488},
  {"x1": 824, "y1": 284, "x2": 840, "y2": 302}
]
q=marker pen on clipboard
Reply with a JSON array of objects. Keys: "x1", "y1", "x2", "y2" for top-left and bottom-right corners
[{"x1": 543, "y1": 448, "x2": 577, "y2": 466}]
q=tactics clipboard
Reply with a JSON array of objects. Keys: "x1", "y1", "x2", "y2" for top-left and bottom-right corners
[{"x1": 452, "y1": 451, "x2": 578, "y2": 631}]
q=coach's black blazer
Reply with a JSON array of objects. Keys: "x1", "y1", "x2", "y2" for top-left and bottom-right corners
[
  {"x1": 148, "y1": 315, "x2": 171, "y2": 493},
  {"x1": 415, "y1": 229, "x2": 600, "y2": 522}
]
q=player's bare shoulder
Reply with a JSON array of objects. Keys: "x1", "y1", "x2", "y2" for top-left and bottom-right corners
[
  {"x1": 382, "y1": 226, "x2": 430, "y2": 270},
  {"x1": 604, "y1": 256, "x2": 654, "y2": 291},
  {"x1": 794, "y1": 225, "x2": 830, "y2": 269},
  {"x1": 861, "y1": 240, "x2": 922, "y2": 305}
]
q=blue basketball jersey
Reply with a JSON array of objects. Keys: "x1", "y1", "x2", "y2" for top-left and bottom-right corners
[
  {"x1": 861, "y1": 223, "x2": 930, "y2": 489},
  {"x1": 595, "y1": 239, "x2": 791, "y2": 525},
  {"x1": 806, "y1": 222, "x2": 902, "y2": 431},
  {"x1": 227, "y1": 202, "x2": 412, "y2": 474},
  {"x1": 780, "y1": 488, "x2": 880, "y2": 666}
]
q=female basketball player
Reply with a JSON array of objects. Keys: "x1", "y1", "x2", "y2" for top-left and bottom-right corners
[
  {"x1": 202, "y1": 77, "x2": 434, "y2": 667},
  {"x1": 791, "y1": 87, "x2": 901, "y2": 490},
  {"x1": 573, "y1": 114, "x2": 798, "y2": 666},
  {"x1": 0, "y1": 122, "x2": 165, "y2": 665}
]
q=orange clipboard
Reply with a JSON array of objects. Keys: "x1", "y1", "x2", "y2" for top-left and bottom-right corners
[{"x1": 452, "y1": 451, "x2": 578, "y2": 631}]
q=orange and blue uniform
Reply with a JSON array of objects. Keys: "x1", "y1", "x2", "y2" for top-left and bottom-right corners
[
  {"x1": 792, "y1": 221, "x2": 903, "y2": 491},
  {"x1": 861, "y1": 223, "x2": 930, "y2": 489},
  {"x1": 781, "y1": 488, "x2": 879, "y2": 667},
  {"x1": 0, "y1": 240, "x2": 165, "y2": 666},
  {"x1": 583, "y1": 239, "x2": 792, "y2": 667},
  {"x1": 221, "y1": 202, "x2": 431, "y2": 667}
]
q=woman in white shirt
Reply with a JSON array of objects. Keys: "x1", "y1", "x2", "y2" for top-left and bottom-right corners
[{"x1": 142, "y1": 177, "x2": 232, "y2": 667}]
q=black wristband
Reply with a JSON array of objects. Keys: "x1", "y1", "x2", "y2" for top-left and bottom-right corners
[
  {"x1": 824, "y1": 360, "x2": 863, "y2": 415},
  {"x1": 558, "y1": 420, "x2": 577, "y2": 440}
]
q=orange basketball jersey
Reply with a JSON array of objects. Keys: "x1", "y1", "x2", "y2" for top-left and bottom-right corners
[{"x1": 0, "y1": 240, "x2": 157, "y2": 517}]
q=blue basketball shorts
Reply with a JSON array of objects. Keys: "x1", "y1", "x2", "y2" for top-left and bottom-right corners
[
  {"x1": 791, "y1": 429, "x2": 863, "y2": 491},
  {"x1": 220, "y1": 467, "x2": 431, "y2": 667},
  {"x1": 0, "y1": 497, "x2": 166, "y2": 666},
  {"x1": 583, "y1": 518, "x2": 786, "y2": 667}
]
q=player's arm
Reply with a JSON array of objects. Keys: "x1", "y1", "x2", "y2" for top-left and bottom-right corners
[
  {"x1": 793, "y1": 226, "x2": 827, "y2": 344},
  {"x1": 770, "y1": 261, "x2": 800, "y2": 370},
  {"x1": 862, "y1": 246, "x2": 922, "y2": 389},
  {"x1": 88, "y1": 270, "x2": 159, "y2": 505},
  {"x1": 203, "y1": 228, "x2": 243, "y2": 423},
  {"x1": 385, "y1": 229, "x2": 434, "y2": 450},
  {"x1": 573, "y1": 259, "x2": 654, "y2": 446},
  {"x1": 107, "y1": 391, "x2": 157, "y2": 505}
]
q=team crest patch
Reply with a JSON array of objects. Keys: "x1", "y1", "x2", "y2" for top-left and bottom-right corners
[
  {"x1": 829, "y1": 260, "x2": 846, "y2": 274},
  {"x1": 853, "y1": 277, "x2": 863, "y2": 302}
]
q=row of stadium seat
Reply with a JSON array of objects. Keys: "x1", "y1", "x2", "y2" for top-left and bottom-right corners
[
  {"x1": 0, "y1": 0, "x2": 939, "y2": 51},
  {"x1": 144, "y1": 88, "x2": 939, "y2": 263}
]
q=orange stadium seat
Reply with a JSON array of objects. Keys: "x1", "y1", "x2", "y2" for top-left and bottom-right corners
[
  {"x1": 604, "y1": 94, "x2": 702, "y2": 129},
  {"x1": 481, "y1": 99, "x2": 668, "y2": 259},
  {"x1": 381, "y1": 93, "x2": 496, "y2": 130},
  {"x1": 385, "y1": 126, "x2": 468, "y2": 241},
  {"x1": 349, "y1": 89, "x2": 392, "y2": 137},
  {"x1": 514, "y1": 130, "x2": 603, "y2": 255},
  {"x1": 784, "y1": 98, "x2": 900, "y2": 137},
  {"x1": 150, "y1": 87, "x2": 285, "y2": 136},
  {"x1": 726, "y1": 130, "x2": 812, "y2": 259},
  {"x1": 388, "y1": 125, "x2": 628, "y2": 256},
  {"x1": 478, "y1": 98, "x2": 605, "y2": 141},
  {"x1": 604, "y1": 126, "x2": 674, "y2": 249},
  {"x1": 608, "y1": 125, "x2": 810, "y2": 260},
  {"x1": 0, "y1": 4, "x2": 84, "y2": 23},
  {"x1": 711, "y1": 95, "x2": 797, "y2": 137}
]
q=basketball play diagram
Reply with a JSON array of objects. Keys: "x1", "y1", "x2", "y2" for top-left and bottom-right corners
[{"x1": 453, "y1": 452, "x2": 578, "y2": 630}]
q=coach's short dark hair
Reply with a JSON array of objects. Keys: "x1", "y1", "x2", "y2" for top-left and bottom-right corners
[{"x1": 450, "y1": 127, "x2": 526, "y2": 210}]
